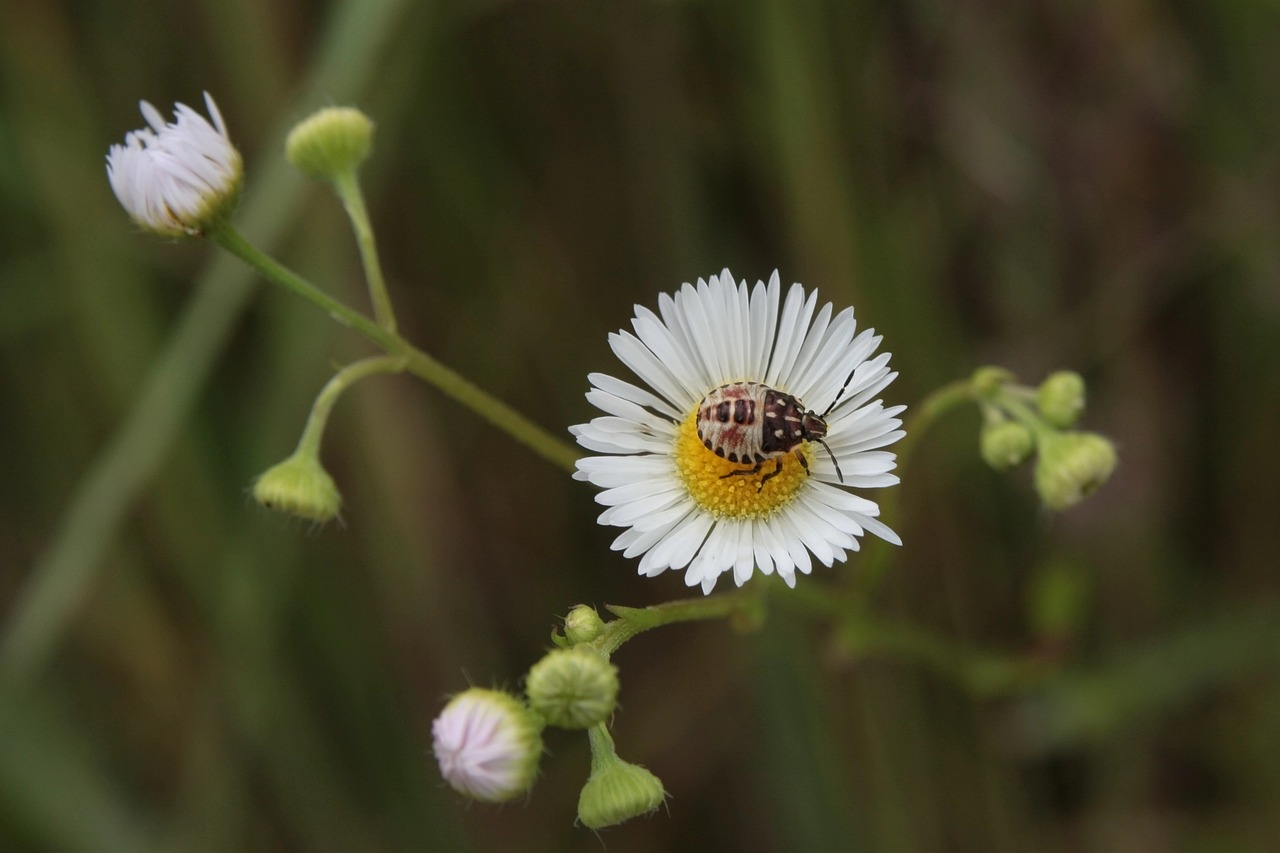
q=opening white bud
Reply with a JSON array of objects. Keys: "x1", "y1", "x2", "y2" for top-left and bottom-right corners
[{"x1": 106, "y1": 92, "x2": 242, "y2": 237}]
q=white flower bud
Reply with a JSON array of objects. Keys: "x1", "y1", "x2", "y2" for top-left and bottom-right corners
[
  {"x1": 431, "y1": 688, "x2": 543, "y2": 803},
  {"x1": 106, "y1": 93, "x2": 242, "y2": 237}
]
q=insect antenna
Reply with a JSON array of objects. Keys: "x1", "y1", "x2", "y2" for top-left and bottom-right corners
[
  {"x1": 820, "y1": 364, "x2": 860, "y2": 417},
  {"x1": 815, "y1": 437, "x2": 844, "y2": 484}
]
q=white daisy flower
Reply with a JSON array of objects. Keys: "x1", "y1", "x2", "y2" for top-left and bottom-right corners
[
  {"x1": 571, "y1": 270, "x2": 905, "y2": 594},
  {"x1": 106, "y1": 92, "x2": 242, "y2": 237}
]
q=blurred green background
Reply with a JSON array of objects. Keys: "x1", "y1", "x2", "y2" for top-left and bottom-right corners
[{"x1": 3, "y1": 0, "x2": 1279, "y2": 850}]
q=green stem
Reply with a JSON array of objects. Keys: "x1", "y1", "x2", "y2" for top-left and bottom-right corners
[
  {"x1": 332, "y1": 170, "x2": 396, "y2": 333},
  {"x1": 296, "y1": 355, "x2": 407, "y2": 457},
  {"x1": 594, "y1": 584, "x2": 764, "y2": 658},
  {"x1": 212, "y1": 225, "x2": 391, "y2": 346},
  {"x1": 586, "y1": 721, "x2": 617, "y2": 767},
  {"x1": 211, "y1": 225, "x2": 580, "y2": 474}
]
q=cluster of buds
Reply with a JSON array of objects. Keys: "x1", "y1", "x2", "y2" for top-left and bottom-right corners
[
  {"x1": 106, "y1": 97, "x2": 384, "y2": 525},
  {"x1": 973, "y1": 367, "x2": 1117, "y2": 510},
  {"x1": 431, "y1": 606, "x2": 665, "y2": 828}
]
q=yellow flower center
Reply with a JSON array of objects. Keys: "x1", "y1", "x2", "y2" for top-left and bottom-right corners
[{"x1": 673, "y1": 411, "x2": 811, "y2": 519}]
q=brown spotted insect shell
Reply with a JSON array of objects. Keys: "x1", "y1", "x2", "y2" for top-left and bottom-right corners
[{"x1": 695, "y1": 381, "x2": 844, "y2": 489}]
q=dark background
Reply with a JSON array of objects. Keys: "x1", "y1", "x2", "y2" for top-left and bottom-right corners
[{"x1": 2, "y1": 0, "x2": 1278, "y2": 850}]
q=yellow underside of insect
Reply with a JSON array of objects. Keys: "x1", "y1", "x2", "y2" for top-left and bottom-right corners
[{"x1": 673, "y1": 412, "x2": 811, "y2": 519}]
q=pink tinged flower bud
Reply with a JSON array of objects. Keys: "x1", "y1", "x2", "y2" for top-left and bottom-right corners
[
  {"x1": 106, "y1": 92, "x2": 243, "y2": 237},
  {"x1": 432, "y1": 689, "x2": 543, "y2": 803}
]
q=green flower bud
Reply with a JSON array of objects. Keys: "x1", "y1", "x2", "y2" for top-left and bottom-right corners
[
  {"x1": 971, "y1": 366, "x2": 1016, "y2": 399},
  {"x1": 252, "y1": 451, "x2": 342, "y2": 523},
  {"x1": 285, "y1": 107, "x2": 374, "y2": 180},
  {"x1": 526, "y1": 647, "x2": 619, "y2": 729},
  {"x1": 980, "y1": 420, "x2": 1035, "y2": 470},
  {"x1": 578, "y1": 727, "x2": 666, "y2": 829},
  {"x1": 432, "y1": 688, "x2": 543, "y2": 803},
  {"x1": 1034, "y1": 431, "x2": 1118, "y2": 511},
  {"x1": 563, "y1": 605, "x2": 604, "y2": 645},
  {"x1": 1037, "y1": 371, "x2": 1087, "y2": 428}
]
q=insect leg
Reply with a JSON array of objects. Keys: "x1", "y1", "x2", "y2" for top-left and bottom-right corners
[
  {"x1": 720, "y1": 461, "x2": 765, "y2": 480},
  {"x1": 757, "y1": 459, "x2": 784, "y2": 490}
]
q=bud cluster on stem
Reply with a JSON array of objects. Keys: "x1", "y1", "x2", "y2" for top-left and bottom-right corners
[{"x1": 971, "y1": 367, "x2": 1117, "y2": 510}]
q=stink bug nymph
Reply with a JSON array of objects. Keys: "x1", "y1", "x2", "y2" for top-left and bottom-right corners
[{"x1": 695, "y1": 367, "x2": 857, "y2": 489}]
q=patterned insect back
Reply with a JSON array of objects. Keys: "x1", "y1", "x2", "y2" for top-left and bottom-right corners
[
  {"x1": 696, "y1": 381, "x2": 838, "y2": 488},
  {"x1": 696, "y1": 382, "x2": 769, "y2": 465}
]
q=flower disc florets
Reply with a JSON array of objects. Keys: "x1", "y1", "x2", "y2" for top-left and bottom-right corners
[
  {"x1": 571, "y1": 269, "x2": 906, "y2": 594},
  {"x1": 106, "y1": 92, "x2": 242, "y2": 237}
]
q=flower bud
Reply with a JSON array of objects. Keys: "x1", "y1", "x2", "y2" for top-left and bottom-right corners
[
  {"x1": 526, "y1": 646, "x2": 618, "y2": 730},
  {"x1": 1034, "y1": 431, "x2": 1118, "y2": 511},
  {"x1": 431, "y1": 688, "x2": 543, "y2": 803},
  {"x1": 563, "y1": 605, "x2": 604, "y2": 645},
  {"x1": 578, "y1": 729, "x2": 666, "y2": 829},
  {"x1": 1037, "y1": 371, "x2": 1087, "y2": 429},
  {"x1": 252, "y1": 452, "x2": 342, "y2": 523},
  {"x1": 285, "y1": 107, "x2": 374, "y2": 180},
  {"x1": 980, "y1": 420, "x2": 1035, "y2": 470},
  {"x1": 106, "y1": 92, "x2": 243, "y2": 237},
  {"x1": 971, "y1": 366, "x2": 1015, "y2": 399}
]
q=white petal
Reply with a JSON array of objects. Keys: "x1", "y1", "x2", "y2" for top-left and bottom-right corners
[
  {"x1": 584, "y1": 389, "x2": 676, "y2": 436},
  {"x1": 765, "y1": 284, "x2": 815, "y2": 388},
  {"x1": 632, "y1": 309, "x2": 707, "y2": 402},
  {"x1": 608, "y1": 331, "x2": 693, "y2": 411},
  {"x1": 598, "y1": 488, "x2": 687, "y2": 527},
  {"x1": 587, "y1": 372, "x2": 683, "y2": 420}
]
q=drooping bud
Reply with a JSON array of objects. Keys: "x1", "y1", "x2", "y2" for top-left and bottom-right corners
[
  {"x1": 577, "y1": 725, "x2": 666, "y2": 829},
  {"x1": 1037, "y1": 371, "x2": 1087, "y2": 429},
  {"x1": 251, "y1": 452, "x2": 342, "y2": 523},
  {"x1": 526, "y1": 646, "x2": 618, "y2": 730},
  {"x1": 1034, "y1": 430, "x2": 1118, "y2": 511},
  {"x1": 431, "y1": 688, "x2": 543, "y2": 803},
  {"x1": 285, "y1": 107, "x2": 374, "y2": 180}
]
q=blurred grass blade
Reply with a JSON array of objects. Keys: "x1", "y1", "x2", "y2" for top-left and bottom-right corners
[{"x1": 0, "y1": 685, "x2": 159, "y2": 853}]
